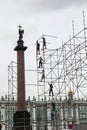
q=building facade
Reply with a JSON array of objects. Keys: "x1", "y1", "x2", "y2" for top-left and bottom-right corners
[{"x1": 0, "y1": 96, "x2": 87, "y2": 130}]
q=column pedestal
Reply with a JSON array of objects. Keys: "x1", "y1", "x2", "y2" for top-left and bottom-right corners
[{"x1": 13, "y1": 111, "x2": 30, "y2": 130}]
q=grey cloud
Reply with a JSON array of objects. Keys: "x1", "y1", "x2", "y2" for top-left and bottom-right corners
[
  {"x1": 36, "y1": 0, "x2": 87, "y2": 11},
  {"x1": 2, "y1": 0, "x2": 87, "y2": 15},
  {"x1": 13, "y1": 0, "x2": 87, "y2": 14}
]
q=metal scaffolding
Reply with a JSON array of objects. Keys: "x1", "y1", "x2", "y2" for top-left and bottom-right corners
[
  {"x1": 8, "y1": 61, "x2": 17, "y2": 130},
  {"x1": 8, "y1": 61, "x2": 17, "y2": 101},
  {"x1": 36, "y1": 26, "x2": 87, "y2": 101}
]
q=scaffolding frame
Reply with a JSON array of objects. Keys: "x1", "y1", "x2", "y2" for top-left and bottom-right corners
[
  {"x1": 8, "y1": 61, "x2": 17, "y2": 130},
  {"x1": 36, "y1": 25, "x2": 87, "y2": 101}
]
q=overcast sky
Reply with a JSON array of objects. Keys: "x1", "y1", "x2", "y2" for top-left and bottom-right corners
[{"x1": 0, "y1": 0, "x2": 87, "y2": 99}]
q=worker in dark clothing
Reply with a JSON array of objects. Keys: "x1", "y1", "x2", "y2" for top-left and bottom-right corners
[
  {"x1": 41, "y1": 69, "x2": 45, "y2": 82},
  {"x1": 39, "y1": 57, "x2": 43, "y2": 68},
  {"x1": 48, "y1": 83, "x2": 54, "y2": 97},
  {"x1": 51, "y1": 110, "x2": 55, "y2": 120},
  {"x1": 51, "y1": 98, "x2": 56, "y2": 111},
  {"x1": 36, "y1": 40, "x2": 40, "y2": 55},
  {"x1": 42, "y1": 37, "x2": 46, "y2": 49}
]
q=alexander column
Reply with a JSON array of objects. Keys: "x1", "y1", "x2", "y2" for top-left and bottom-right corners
[{"x1": 13, "y1": 25, "x2": 30, "y2": 130}]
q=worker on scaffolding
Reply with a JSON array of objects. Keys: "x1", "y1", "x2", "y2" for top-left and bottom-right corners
[
  {"x1": 41, "y1": 69, "x2": 45, "y2": 82},
  {"x1": 51, "y1": 98, "x2": 56, "y2": 111},
  {"x1": 38, "y1": 57, "x2": 43, "y2": 68},
  {"x1": 36, "y1": 40, "x2": 40, "y2": 55},
  {"x1": 48, "y1": 83, "x2": 54, "y2": 97},
  {"x1": 42, "y1": 37, "x2": 46, "y2": 49},
  {"x1": 51, "y1": 109, "x2": 55, "y2": 121}
]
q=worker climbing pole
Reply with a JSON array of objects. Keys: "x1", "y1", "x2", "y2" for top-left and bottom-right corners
[
  {"x1": 36, "y1": 40, "x2": 40, "y2": 55},
  {"x1": 42, "y1": 37, "x2": 46, "y2": 49},
  {"x1": 48, "y1": 83, "x2": 54, "y2": 97}
]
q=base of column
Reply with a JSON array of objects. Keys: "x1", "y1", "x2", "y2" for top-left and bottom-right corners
[{"x1": 13, "y1": 110, "x2": 31, "y2": 130}]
